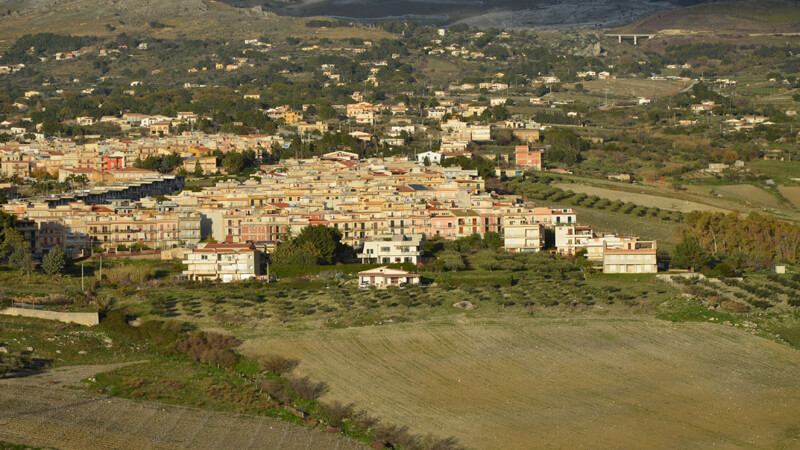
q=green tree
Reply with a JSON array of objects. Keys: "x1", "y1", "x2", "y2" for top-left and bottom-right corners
[
  {"x1": 438, "y1": 250, "x2": 466, "y2": 271},
  {"x1": 9, "y1": 245, "x2": 35, "y2": 276},
  {"x1": 222, "y1": 152, "x2": 245, "y2": 174},
  {"x1": 672, "y1": 236, "x2": 711, "y2": 272},
  {"x1": 545, "y1": 128, "x2": 586, "y2": 166},
  {"x1": 193, "y1": 160, "x2": 204, "y2": 177},
  {"x1": 294, "y1": 225, "x2": 342, "y2": 265},
  {"x1": 41, "y1": 245, "x2": 67, "y2": 276},
  {"x1": 0, "y1": 218, "x2": 23, "y2": 262}
]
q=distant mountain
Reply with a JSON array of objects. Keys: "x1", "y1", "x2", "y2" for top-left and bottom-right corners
[{"x1": 219, "y1": 0, "x2": 731, "y2": 28}]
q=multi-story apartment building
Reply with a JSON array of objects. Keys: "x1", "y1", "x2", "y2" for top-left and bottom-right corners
[
  {"x1": 555, "y1": 225, "x2": 596, "y2": 257},
  {"x1": 503, "y1": 216, "x2": 545, "y2": 253},
  {"x1": 182, "y1": 242, "x2": 265, "y2": 282},
  {"x1": 515, "y1": 144, "x2": 543, "y2": 170},
  {"x1": 603, "y1": 241, "x2": 658, "y2": 274},
  {"x1": 358, "y1": 234, "x2": 424, "y2": 264}
]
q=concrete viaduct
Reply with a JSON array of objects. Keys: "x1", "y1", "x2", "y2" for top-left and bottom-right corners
[{"x1": 605, "y1": 34, "x2": 654, "y2": 45}]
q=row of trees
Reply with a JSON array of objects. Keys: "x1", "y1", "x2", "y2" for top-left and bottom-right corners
[{"x1": 680, "y1": 211, "x2": 800, "y2": 267}]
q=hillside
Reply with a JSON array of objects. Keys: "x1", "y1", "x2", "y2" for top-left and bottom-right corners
[
  {"x1": 616, "y1": 0, "x2": 800, "y2": 34},
  {"x1": 0, "y1": 0, "x2": 394, "y2": 49},
  {"x1": 242, "y1": 315, "x2": 800, "y2": 449}
]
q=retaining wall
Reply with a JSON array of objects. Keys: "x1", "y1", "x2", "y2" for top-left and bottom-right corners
[{"x1": 0, "y1": 307, "x2": 100, "y2": 326}]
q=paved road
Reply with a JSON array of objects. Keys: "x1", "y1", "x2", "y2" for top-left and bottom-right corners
[{"x1": 0, "y1": 363, "x2": 365, "y2": 450}]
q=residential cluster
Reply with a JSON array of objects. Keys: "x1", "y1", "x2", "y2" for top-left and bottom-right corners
[
  {"x1": 0, "y1": 132, "x2": 284, "y2": 180},
  {"x1": 2, "y1": 148, "x2": 658, "y2": 282}
]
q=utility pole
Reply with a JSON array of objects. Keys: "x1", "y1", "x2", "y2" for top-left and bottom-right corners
[
  {"x1": 99, "y1": 255, "x2": 103, "y2": 280},
  {"x1": 81, "y1": 263, "x2": 84, "y2": 291}
]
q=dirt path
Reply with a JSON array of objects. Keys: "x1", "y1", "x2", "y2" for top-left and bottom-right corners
[{"x1": 0, "y1": 363, "x2": 365, "y2": 450}]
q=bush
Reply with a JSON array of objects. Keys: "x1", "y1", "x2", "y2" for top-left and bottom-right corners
[
  {"x1": 260, "y1": 378, "x2": 291, "y2": 405},
  {"x1": 289, "y1": 375, "x2": 329, "y2": 400},
  {"x1": 0, "y1": 351, "x2": 32, "y2": 377},
  {"x1": 375, "y1": 423, "x2": 419, "y2": 449},
  {"x1": 176, "y1": 331, "x2": 239, "y2": 368},
  {"x1": 260, "y1": 355, "x2": 300, "y2": 375},
  {"x1": 319, "y1": 400, "x2": 357, "y2": 428},
  {"x1": 105, "y1": 264, "x2": 155, "y2": 286}
]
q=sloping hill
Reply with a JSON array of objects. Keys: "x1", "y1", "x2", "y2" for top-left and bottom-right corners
[
  {"x1": 617, "y1": 0, "x2": 800, "y2": 34},
  {"x1": 0, "y1": 0, "x2": 394, "y2": 49},
  {"x1": 242, "y1": 316, "x2": 800, "y2": 449}
]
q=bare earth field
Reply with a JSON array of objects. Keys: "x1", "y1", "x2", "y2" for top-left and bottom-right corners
[
  {"x1": 580, "y1": 78, "x2": 690, "y2": 99},
  {"x1": 553, "y1": 182, "x2": 729, "y2": 213},
  {"x1": 778, "y1": 185, "x2": 800, "y2": 210},
  {"x1": 242, "y1": 316, "x2": 800, "y2": 449},
  {"x1": 0, "y1": 363, "x2": 364, "y2": 450}
]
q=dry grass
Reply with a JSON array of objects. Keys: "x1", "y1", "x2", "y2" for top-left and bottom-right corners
[
  {"x1": 242, "y1": 316, "x2": 800, "y2": 449},
  {"x1": 579, "y1": 78, "x2": 690, "y2": 98},
  {"x1": 778, "y1": 185, "x2": 800, "y2": 210},
  {"x1": 553, "y1": 182, "x2": 729, "y2": 213},
  {"x1": 686, "y1": 184, "x2": 783, "y2": 209}
]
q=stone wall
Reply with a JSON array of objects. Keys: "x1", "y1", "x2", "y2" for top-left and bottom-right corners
[{"x1": 0, "y1": 307, "x2": 100, "y2": 326}]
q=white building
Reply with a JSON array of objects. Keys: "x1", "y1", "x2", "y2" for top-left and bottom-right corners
[
  {"x1": 182, "y1": 242, "x2": 265, "y2": 282},
  {"x1": 358, "y1": 266, "x2": 421, "y2": 287},
  {"x1": 503, "y1": 217, "x2": 544, "y2": 253},
  {"x1": 603, "y1": 241, "x2": 658, "y2": 274},
  {"x1": 417, "y1": 151, "x2": 444, "y2": 164},
  {"x1": 555, "y1": 225, "x2": 595, "y2": 256},
  {"x1": 358, "y1": 234, "x2": 424, "y2": 264}
]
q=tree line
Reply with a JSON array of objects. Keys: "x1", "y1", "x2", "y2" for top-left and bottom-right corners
[{"x1": 680, "y1": 211, "x2": 800, "y2": 268}]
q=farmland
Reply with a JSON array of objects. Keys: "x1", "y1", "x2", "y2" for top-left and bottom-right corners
[
  {"x1": 779, "y1": 186, "x2": 800, "y2": 210},
  {"x1": 241, "y1": 314, "x2": 800, "y2": 449},
  {"x1": 5, "y1": 256, "x2": 800, "y2": 448},
  {"x1": 553, "y1": 182, "x2": 729, "y2": 213},
  {"x1": 0, "y1": 363, "x2": 364, "y2": 450}
]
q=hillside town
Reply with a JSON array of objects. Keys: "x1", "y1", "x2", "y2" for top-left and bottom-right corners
[{"x1": 1, "y1": 139, "x2": 658, "y2": 283}]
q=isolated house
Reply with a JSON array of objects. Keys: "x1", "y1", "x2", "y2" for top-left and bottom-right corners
[{"x1": 358, "y1": 266, "x2": 420, "y2": 287}]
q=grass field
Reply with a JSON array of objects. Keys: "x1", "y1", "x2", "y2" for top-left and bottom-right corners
[
  {"x1": 577, "y1": 78, "x2": 690, "y2": 99},
  {"x1": 750, "y1": 160, "x2": 800, "y2": 183},
  {"x1": 684, "y1": 184, "x2": 784, "y2": 209},
  {"x1": 242, "y1": 315, "x2": 800, "y2": 449}
]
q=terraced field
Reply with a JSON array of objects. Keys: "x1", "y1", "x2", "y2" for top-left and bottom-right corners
[
  {"x1": 0, "y1": 363, "x2": 364, "y2": 450},
  {"x1": 243, "y1": 316, "x2": 800, "y2": 449},
  {"x1": 554, "y1": 182, "x2": 729, "y2": 213}
]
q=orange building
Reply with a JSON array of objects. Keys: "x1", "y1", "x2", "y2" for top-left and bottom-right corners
[{"x1": 515, "y1": 144, "x2": 543, "y2": 170}]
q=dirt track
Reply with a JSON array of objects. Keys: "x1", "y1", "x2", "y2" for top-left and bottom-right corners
[{"x1": 0, "y1": 362, "x2": 364, "y2": 450}]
